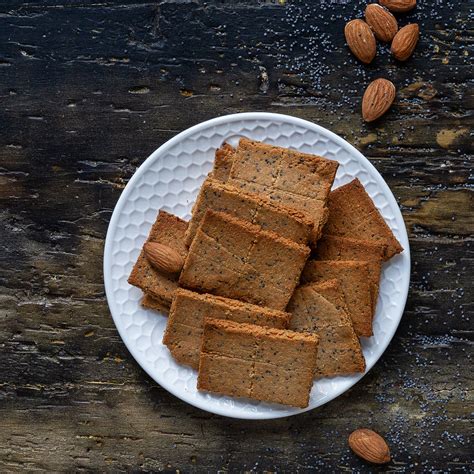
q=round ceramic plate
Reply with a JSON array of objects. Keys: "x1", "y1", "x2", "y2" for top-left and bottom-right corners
[{"x1": 104, "y1": 112, "x2": 410, "y2": 420}]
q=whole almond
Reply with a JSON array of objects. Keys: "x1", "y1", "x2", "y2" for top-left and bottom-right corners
[
  {"x1": 349, "y1": 429, "x2": 391, "y2": 464},
  {"x1": 379, "y1": 0, "x2": 416, "y2": 12},
  {"x1": 344, "y1": 19, "x2": 377, "y2": 64},
  {"x1": 362, "y1": 78, "x2": 396, "y2": 122},
  {"x1": 365, "y1": 4, "x2": 398, "y2": 42},
  {"x1": 144, "y1": 242, "x2": 184, "y2": 274},
  {"x1": 391, "y1": 23, "x2": 419, "y2": 61}
]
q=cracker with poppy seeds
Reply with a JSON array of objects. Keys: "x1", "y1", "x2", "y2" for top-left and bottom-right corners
[
  {"x1": 223, "y1": 138, "x2": 338, "y2": 243},
  {"x1": 185, "y1": 178, "x2": 313, "y2": 246},
  {"x1": 315, "y1": 234, "x2": 386, "y2": 261},
  {"x1": 197, "y1": 318, "x2": 319, "y2": 408},
  {"x1": 288, "y1": 279, "x2": 365, "y2": 377},
  {"x1": 128, "y1": 210, "x2": 188, "y2": 311},
  {"x1": 302, "y1": 260, "x2": 373, "y2": 337},
  {"x1": 210, "y1": 142, "x2": 235, "y2": 182},
  {"x1": 314, "y1": 234, "x2": 385, "y2": 312},
  {"x1": 163, "y1": 288, "x2": 290, "y2": 369},
  {"x1": 141, "y1": 294, "x2": 171, "y2": 314},
  {"x1": 179, "y1": 210, "x2": 310, "y2": 311},
  {"x1": 324, "y1": 178, "x2": 403, "y2": 260}
]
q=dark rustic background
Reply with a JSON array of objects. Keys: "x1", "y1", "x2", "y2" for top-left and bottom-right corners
[{"x1": 1, "y1": 0, "x2": 472, "y2": 472}]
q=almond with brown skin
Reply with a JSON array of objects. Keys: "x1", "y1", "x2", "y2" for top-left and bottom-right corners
[
  {"x1": 362, "y1": 78, "x2": 396, "y2": 122},
  {"x1": 391, "y1": 23, "x2": 419, "y2": 61},
  {"x1": 144, "y1": 242, "x2": 184, "y2": 274},
  {"x1": 365, "y1": 4, "x2": 398, "y2": 43},
  {"x1": 349, "y1": 429, "x2": 391, "y2": 464},
  {"x1": 379, "y1": 0, "x2": 416, "y2": 12},
  {"x1": 344, "y1": 19, "x2": 377, "y2": 64}
]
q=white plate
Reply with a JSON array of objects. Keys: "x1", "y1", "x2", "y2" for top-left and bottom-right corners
[{"x1": 104, "y1": 112, "x2": 410, "y2": 420}]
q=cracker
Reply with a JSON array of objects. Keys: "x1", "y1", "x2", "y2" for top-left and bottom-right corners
[
  {"x1": 287, "y1": 280, "x2": 365, "y2": 377},
  {"x1": 185, "y1": 178, "x2": 313, "y2": 246},
  {"x1": 324, "y1": 179, "x2": 403, "y2": 260},
  {"x1": 315, "y1": 234, "x2": 386, "y2": 261},
  {"x1": 225, "y1": 138, "x2": 339, "y2": 243},
  {"x1": 314, "y1": 234, "x2": 384, "y2": 312},
  {"x1": 128, "y1": 211, "x2": 188, "y2": 310},
  {"x1": 211, "y1": 142, "x2": 235, "y2": 182},
  {"x1": 302, "y1": 260, "x2": 373, "y2": 337},
  {"x1": 180, "y1": 210, "x2": 310, "y2": 311},
  {"x1": 141, "y1": 294, "x2": 170, "y2": 314},
  {"x1": 163, "y1": 288, "x2": 290, "y2": 369},
  {"x1": 198, "y1": 318, "x2": 319, "y2": 408}
]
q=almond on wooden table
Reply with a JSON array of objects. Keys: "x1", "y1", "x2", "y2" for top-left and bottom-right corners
[
  {"x1": 362, "y1": 78, "x2": 396, "y2": 122},
  {"x1": 391, "y1": 23, "x2": 419, "y2": 61},
  {"x1": 144, "y1": 242, "x2": 184, "y2": 274},
  {"x1": 349, "y1": 428, "x2": 391, "y2": 464},
  {"x1": 344, "y1": 19, "x2": 377, "y2": 64},
  {"x1": 379, "y1": 0, "x2": 416, "y2": 13},
  {"x1": 365, "y1": 4, "x2": 398, "y2": 43}
]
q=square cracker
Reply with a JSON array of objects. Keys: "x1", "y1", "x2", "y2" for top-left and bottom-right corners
[
  {"x1": 302, "y1": 260, "x2": 373, "y2": 337},
  {"x1": 220, "y1": 138, "x2": 338, "y2": 243},
  {"x1": 210, "y1": 142, "x2": 235, "y2": 182},
  {"x1": 141, "y1": 294, "x2": 170, "y2": 314},
  {"x1": 179, "y1": 210, "x2": 310, "y2": 311},
  {"x1": 324, "y1": 179, "x2": 403, "y2": 260},
  {"x1": 197, "y1": 318, "x2": 319, "y2": 408},
  {"x1": 314, "y1": 234, "x2": 384, "y2": 312},
  {"x1": 162, "y1": 288, "x2": 290, "y2": 369},
  {"x1": 185, "y1": 178, "x2": 313, "y2": 246},
  {"x1": 287, "y1": 280, "x2": 365, "y2": 377},
  {"x1": 315, "y1": 234, "x2": 386, "y2": 261},
  {"x1": 128, "y1": 211, "x2": 188, "y2": 311}
]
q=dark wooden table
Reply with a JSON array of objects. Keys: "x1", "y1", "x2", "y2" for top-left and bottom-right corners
[{"x1": 1, "y1": 0, "x2": 472, "y2": 471}]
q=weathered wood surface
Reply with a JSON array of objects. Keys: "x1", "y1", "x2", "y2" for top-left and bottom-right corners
[{"x1": 0, "y1": 0, "x2": 472, "y2": 471}]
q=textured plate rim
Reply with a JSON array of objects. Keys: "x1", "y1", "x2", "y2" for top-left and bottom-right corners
[{"x1": 104, "y1": 112, "x2": 410, "y2": 420}]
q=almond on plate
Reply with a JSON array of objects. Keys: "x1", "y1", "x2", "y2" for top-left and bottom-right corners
[
  {"x1": 349, "y1": 429, "x2": 391, "y2": 464},
  {"x1": 362, "y1": 78, "x2": 396, "y2": 122},
  {"x1": 344, "y1": 19, "x2": 377, "y2": 64},
  {"x1": 379, "y1": 0, "x2": 416, "y2": 12},
  {"x1": 365, "y1": 4, "x2": 398, "y2": 42},
  {"x1": 144, "y1": 242, "x2": 184, "y2": 274},
  {"x1": 391, "y1": 24, "x2": 419, "y2": 61}
]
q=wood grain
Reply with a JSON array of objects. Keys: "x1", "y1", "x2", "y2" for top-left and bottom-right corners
[{"x1": 0, "y1": 0, "x2": 472, "y2": 471}]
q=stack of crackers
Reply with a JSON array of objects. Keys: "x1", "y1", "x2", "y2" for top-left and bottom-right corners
[{"x1": 128, "y1": 138, "x2": 403, "y2": 408}]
